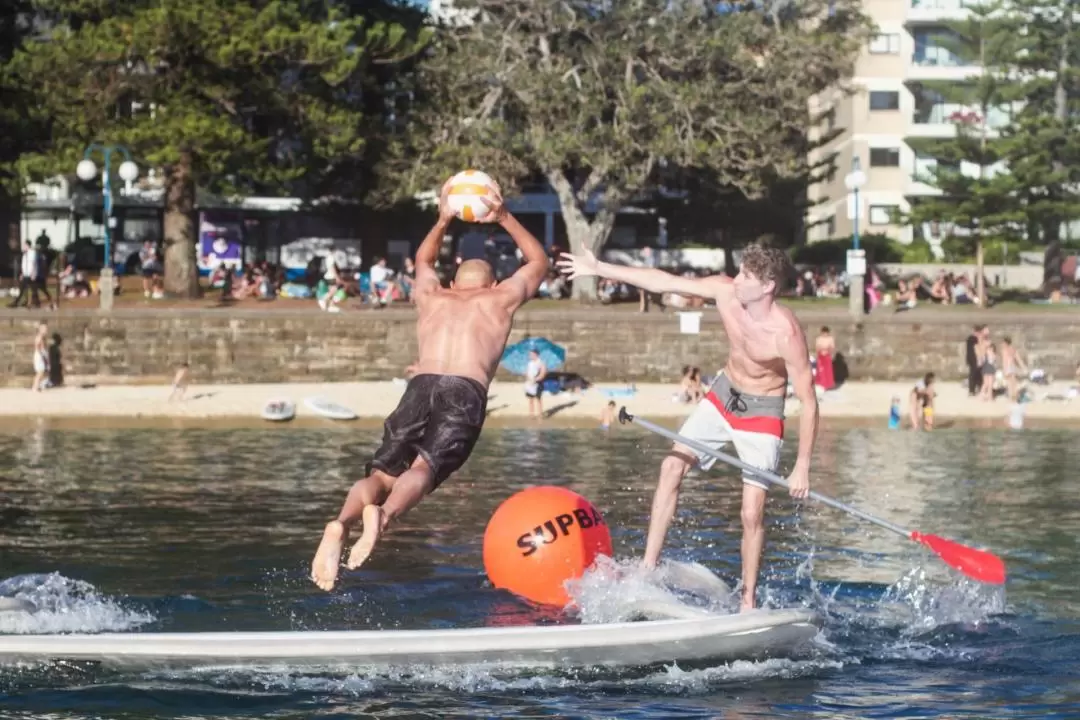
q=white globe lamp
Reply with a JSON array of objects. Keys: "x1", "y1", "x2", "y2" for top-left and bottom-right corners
[
  {"x1": 76, "y1": 158, "x2": 98, "y2": 182},
  {"x1": 118, "y1": 160, "x2": 139, "y2": 183}
]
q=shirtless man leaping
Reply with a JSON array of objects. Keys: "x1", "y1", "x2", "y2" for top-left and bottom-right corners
[
  {"x1": 558, "y1": 243, "x2": 818, "y2": 611},
  {"x1": 311, "y1": 180, "x2": 549, "y2": 591}
]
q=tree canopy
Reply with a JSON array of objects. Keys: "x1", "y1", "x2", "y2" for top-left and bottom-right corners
[
  {"x1": 378, "y1": 0, "x2": 869, "y2": 297},
  {"x1": 12, "y1": 0, "x2": 428, "y2": 295},
  {"x1": 0, "y1": 1, "x2": 48, "y2": 254}
]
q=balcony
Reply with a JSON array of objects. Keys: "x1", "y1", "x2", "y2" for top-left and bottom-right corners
[
  {"x1": 907, "y1": 0, "x2": 972, "y2": 24},
  {"x1": 906, "y1": 156, "x2": 1008, "y2": 196},
  {"x1": 909, "y1": 103, "x2": 1010, "y2": 138},
  {"x1": 907, "y1": 55, "x2": 983, "y2": 82}
]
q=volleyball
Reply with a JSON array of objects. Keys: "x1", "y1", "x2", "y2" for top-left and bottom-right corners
[{"x1": 444, "y1": 170, "x2": 501, "y2": 223}]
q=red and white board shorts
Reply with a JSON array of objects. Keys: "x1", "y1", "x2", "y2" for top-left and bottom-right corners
[{"x1": 678, "y1": 373, "x2": 785, "y2": 491}]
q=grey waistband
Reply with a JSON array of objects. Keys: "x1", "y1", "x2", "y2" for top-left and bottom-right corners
[{"x1": 709, "y1": 374, "x2": 785, "y2": 419}]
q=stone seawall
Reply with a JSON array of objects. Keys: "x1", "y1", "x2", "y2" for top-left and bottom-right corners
[{"x1": 1, "y1": 307, "x2": 1077, "y2": 386}]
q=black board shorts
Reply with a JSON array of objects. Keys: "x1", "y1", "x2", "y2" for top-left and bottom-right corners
[{"x1": 368, "y1": 373, "x2": 488, "y2": 488}]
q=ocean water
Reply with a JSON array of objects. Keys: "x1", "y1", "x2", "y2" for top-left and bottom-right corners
[{"x1": 0, "y1": 421, "x2": 1077, "y2": 718}]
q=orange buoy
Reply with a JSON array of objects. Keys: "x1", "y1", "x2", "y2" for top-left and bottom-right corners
[{"x1": 483, "y1": 485, "x2": 613, "y2": 606}]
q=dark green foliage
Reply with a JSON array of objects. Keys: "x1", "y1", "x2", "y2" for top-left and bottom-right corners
[
  {"x1": 11, "y1": 0, "x2": 427, "y2": 294},
  {"x1": 379, "y1": 0, "x2": 869, "y2": 297}
]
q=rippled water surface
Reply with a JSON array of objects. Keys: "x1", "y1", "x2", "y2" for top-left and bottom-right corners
[{"x1": 1, "y1": 421, "x2": 1078, "y2": 718}]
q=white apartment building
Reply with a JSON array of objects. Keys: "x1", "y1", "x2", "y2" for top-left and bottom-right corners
[{"x1": 805, "y1": 0, "x2": 1007, "y2": 251}]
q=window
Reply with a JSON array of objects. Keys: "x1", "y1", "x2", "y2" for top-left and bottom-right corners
[
  {"x1": 869, "y1": 147, "x2": 901, "y2": 167},
  {"x1": 824, "y1": 215, "x2": 836, "y2": 239},
  {"x1": 869, "y1": 34, "x2": 901, "y2": 54},
  {"x1": 869, "y1": 205, "x2": 900, "y2": 226},
  {"x1": 869, "y1": 91, "x2": 900, "y2": 111}
]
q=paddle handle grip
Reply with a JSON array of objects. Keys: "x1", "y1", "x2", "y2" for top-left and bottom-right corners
[{"x1": 618, "y1": 408, "x2": 912, "y2": 539}]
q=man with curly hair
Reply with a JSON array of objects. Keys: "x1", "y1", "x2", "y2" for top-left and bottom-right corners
[{"x1": 558, "y1": 241, "x2": 818, "y2": 611}]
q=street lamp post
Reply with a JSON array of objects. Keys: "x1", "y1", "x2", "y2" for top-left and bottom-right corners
[
  {"x1": 76, "y1": 144, "x2": 139, "y2": 310},
  {"x1": 844, "y1": 156, "x2": 867, "y2": 318}
]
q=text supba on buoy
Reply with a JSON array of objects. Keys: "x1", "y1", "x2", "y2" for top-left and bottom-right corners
[{"x1": 516, "y1": 506, "x2": 606, "y2": 556}]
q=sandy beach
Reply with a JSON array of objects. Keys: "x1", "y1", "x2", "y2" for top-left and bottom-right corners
[{"x1": 1, "y1": 377, "x2": 1078, "y2": 428}]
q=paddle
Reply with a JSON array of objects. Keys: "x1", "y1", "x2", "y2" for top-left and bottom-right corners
[{"x1": 617, "y1": 407, "x2": 1007, "y2": 586}]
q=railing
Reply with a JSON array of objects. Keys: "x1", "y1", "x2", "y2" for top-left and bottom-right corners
[
  {"x1": 910, "y1": 0, "x2": 970, "y2": 10},
  {"x1": 912, "y1": 105, "x2": 1012, "y2": 128},
  {"x1": 911, "y1": 53, "x2": 971, "y2": 68}
]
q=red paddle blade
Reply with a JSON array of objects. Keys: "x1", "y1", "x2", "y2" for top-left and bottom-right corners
[{"x1": 912, "y1": 532, "x2": 1006, "y2": 585}]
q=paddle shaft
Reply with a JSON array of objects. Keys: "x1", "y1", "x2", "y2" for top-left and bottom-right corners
[{"x1": 621, "y1": 410, "x2": 912, "y2": 538}]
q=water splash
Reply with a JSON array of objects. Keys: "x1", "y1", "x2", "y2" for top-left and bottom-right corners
[
  {"x1": 567, "y1": 552, "x2": 1009, "y2": 670},
  {"x1": 881, "y1": 566, "x2": 1007, "y2": 633},
  {"x1": 565, "y1": 556, "x2": 737, "y2": 624},
  {"x1": 0, "y1": 573, "x2": 155, "y2": 634}
]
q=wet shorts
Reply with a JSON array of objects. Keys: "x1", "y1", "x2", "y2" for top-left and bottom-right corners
[
  {"x1": 676, "y1": 373, "x2": 785, "y2": 491},
  {"x1": 368, "y1": 373, "x2": 488, "y2": 488}
]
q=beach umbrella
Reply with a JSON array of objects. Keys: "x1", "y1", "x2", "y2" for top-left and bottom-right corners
[{"x1": 500, "y1": 337, "x2": 566, "y2": 376}]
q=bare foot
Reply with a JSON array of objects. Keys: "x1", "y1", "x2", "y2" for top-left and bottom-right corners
[
  {"x1": 311, "y1": 520, "x2": 347, "y2": 591},
  {"x1": 740, "y1": 596, "x2": 756, "y2": 613},
  {"x1": 345, "y1": 504, "x2": 384, "y2": 570}
]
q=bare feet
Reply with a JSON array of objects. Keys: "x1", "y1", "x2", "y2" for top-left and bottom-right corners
[
  {"x1": 311, "y1": 520, "x2": 347, "y2": 591},
  {"x1": 345, "y1": 504, "x2": 384, "y2": 570},
  {"x1": 740, "y1": 597, "x2": 756, "y2": 613}
]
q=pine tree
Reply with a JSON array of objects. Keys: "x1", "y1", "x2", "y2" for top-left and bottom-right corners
[
  {"x1": 902, "y1": 0, "x2": 1023, "y2": 303},
  {"x1": 12, "y1": 0, "x2": 426, "y2": 296},
  {"x1": 998, "y1": 0, "x2": 1080, "y2": 289}
]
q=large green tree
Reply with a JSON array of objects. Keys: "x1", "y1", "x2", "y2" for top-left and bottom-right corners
[
  {"x1": 13, "y1": 0, "x2": 426, "y2": 296},
  {"x1": 379, "y1": 0, "x2": 868, "y2": 299}
]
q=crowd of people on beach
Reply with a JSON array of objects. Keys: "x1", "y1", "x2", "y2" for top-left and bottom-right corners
[{"x1": 966, "y1": 324, "x2": 1031, "y2": 402}]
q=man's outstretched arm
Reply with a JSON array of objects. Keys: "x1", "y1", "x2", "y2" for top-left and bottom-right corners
[{"x1": 558, "y1": 249, "x2": 729, "y2": 299}]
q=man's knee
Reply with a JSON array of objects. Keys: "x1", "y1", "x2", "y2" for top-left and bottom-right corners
[
  {"x1": 406, "y1": 454, "x2": 439, "y2": 492},
  {"x1": 362, "y1": 462, "x2": 397, "y2": 491},
  {"x1": 741, "y1": 491, "x2": 766, "y2": 530},
  {"x1": 660, "y1": 449, "x2": 695, "y2": 486}
]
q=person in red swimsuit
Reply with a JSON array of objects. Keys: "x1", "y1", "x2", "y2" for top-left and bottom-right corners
[{"x1": 813, "y1": 326, "x2": 836, "y2": 391}]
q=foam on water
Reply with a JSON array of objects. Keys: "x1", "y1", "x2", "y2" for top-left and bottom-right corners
[
  {"x1": 152, "y1": 655, "x2": 847, "y2": 697},
  {"x1": 0, "y1": 573, "x2": 156, "y2": 635}
]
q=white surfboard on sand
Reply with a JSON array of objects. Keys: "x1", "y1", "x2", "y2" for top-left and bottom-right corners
[
  {"x1": 303, "y1": 396, "x2": 358, "y2": 420},
  {"x1": 261, "y1": 399, "x2": 296, "y2": 422},
  {"x1": 0, "y1": 609, "x2": 821, "y2": 669}
]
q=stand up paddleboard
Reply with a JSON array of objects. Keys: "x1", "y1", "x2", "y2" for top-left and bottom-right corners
[
  {"x1": 261, "y1": 399, "x2": 296, "y2": 422},
  {"x1": 303, "y1": 397, "x2": 358, "y2": 421},
  {"x1": 0, "y1": 609, "x2": 820, "y2": 669}
]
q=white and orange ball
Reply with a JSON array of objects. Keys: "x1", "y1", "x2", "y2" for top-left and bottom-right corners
[{"x1": 444, "y1": 170, "x2": 501, "y2": 223}]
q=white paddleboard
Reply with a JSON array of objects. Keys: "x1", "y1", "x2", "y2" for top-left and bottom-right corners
[
  {"x1": 304, "y1": 396, "x2": 358, "y2": 421},
  {"x1": 0, "y1": 609, "x2": 821, "y2": 669},
  {"x1": 261, "y1": 399, "x2": 296, "y2": 422}
]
